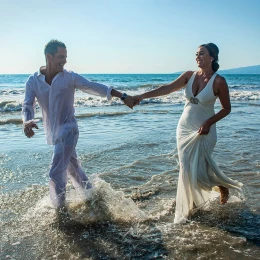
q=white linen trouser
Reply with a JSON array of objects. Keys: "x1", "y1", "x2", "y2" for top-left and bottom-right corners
[{"x1": 49, "y1": 127, "x2": 91, "y2": 208}]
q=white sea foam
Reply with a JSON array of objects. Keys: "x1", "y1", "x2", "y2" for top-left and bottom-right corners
[
  {"x1": 229, "y1": 90, "x2": 260, "y2": 100},
  {"x1": 1, "y1": 90, "x2": 260, "y2": 114}
]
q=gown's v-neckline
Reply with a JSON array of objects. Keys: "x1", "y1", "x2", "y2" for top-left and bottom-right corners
[{"x1": 191, "y1": 72, "x2": 215, "y2": 97}]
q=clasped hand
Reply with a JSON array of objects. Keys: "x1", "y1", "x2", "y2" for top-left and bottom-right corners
[{"x1": 123, "y1": 95, "x2": 143, "y2": 109}]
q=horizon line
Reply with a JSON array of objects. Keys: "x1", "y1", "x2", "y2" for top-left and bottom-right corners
[{"x1": 1, "y1": 64, "x2": 259, "y2": 75}]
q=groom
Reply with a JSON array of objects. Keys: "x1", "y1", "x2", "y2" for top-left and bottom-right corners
[{"x1": 22, "y1": 39, "x2": 135, "y2": 209}]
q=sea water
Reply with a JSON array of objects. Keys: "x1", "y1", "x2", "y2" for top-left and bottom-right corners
[{"x1": 0, "y1": 73, "x2": 259, "y2": 259}]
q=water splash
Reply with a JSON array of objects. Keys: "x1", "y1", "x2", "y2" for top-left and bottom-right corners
[
  {"x1": 67, "y1": 176, "x2": 147, "y2": 224},
  {"x1": 22, "y1": 176, "x2": 147, "y2": 226}
]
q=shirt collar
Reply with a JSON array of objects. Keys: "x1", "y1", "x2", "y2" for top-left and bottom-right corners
[
  {"x1": 37, "y1": 66, "x2": 66, "y2": 77},
  {"x1": 37, "y1": 66, "x2": 46, "y2": 78}
]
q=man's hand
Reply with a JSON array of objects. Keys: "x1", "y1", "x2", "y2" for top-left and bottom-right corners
[
  {"x1": 24, "y1": 121, "x2": 39, "y2": 138},
  {"x1": 111, "y1": 89, "x2": 140, "y2": 109}
]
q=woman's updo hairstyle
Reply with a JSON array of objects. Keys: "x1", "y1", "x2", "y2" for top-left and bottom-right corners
[{"x1": 200, "y1": 43, "x2": 220, "y2": 72}]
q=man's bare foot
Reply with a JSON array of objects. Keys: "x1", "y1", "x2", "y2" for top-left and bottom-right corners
[{"x1": 219, "y1": 186, "x2": 229, "y2": 204}]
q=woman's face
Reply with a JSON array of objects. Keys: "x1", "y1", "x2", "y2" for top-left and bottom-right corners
[{"x1": 196, "y1": 46, "x2": 213, "y2": 69}]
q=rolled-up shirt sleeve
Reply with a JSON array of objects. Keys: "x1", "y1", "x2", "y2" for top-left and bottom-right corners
[
  {"x1": 73, "y1": 72, "x2": 113, "y2": 101},
  {"x1": 22, "y1": 77, "x2": 36, "y2": 123}
]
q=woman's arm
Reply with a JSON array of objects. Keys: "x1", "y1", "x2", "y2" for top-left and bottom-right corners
[
  {"x1": 138, "y1": 71, "x2": 193, "y2": 101},
  {"x1": 198, "y1": 76, "x2": 231, "y2": 135}
]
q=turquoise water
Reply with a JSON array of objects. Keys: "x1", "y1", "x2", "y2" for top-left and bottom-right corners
[{"x1": 0, "y1": 74, "x2": 260, "y2": 259}]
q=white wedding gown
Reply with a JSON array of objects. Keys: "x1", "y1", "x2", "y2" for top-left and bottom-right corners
[{"x1": 174, "y1": 72, "x2": 243, "y2": 224}]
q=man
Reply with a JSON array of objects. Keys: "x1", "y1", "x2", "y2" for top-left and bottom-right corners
[{"x1": 22, "y1": 39, "x2": 135, "y2": 209}]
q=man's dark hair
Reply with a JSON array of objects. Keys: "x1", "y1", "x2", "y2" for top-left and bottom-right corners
[{"x1": 44, "y1": 39, "x2": 66, "y2": 56}]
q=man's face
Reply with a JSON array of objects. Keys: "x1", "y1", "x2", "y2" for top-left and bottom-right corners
[{"x1": 48, "y1": 47, "x2": 67, "y2": 73}]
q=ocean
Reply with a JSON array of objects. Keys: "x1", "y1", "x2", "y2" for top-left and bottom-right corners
[{"x1": 0, "y1": 73, "x2": 260, "y2": 259}]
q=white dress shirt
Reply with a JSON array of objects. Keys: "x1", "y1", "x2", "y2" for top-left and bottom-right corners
[{"x1": 22, "y1": 67, "x2": 113, "y2": 145}]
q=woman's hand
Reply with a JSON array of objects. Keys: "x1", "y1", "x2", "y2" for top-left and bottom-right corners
[
  {"x1": 133, "y1": 95, "x2": 143, "y2": 105},
  {"x1": 198, "y1": 122, "x2": 211, "y2": 135}
]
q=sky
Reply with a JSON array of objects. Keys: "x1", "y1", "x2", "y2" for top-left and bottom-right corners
[{"x1": 0, "y1": 0, "x2": 260, "y2": 74}]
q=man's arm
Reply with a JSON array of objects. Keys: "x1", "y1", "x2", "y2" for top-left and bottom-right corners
[
  {"x1": 74, "y1": 72, "x2": 135, "y2": 108},
  {"x1": 22, "y1": 78, "x2": 38, "y2": 138}
]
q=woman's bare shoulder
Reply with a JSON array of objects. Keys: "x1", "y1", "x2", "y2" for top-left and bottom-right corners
[
  {"x1": 180, "y1": 71, "x2": 194, "y2": 83},
  {"x1": 215, "y1": 74, "x2": 227, "y2": 85},
  {"x1": 183, "y1": 70, "x2": 194, "y2": 77},
  {"x1": 213, "y1": 74, "x2": 229, "y2": 95}
]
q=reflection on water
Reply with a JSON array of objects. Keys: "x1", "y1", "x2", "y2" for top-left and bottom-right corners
[{"x1": 1, "y1": 175, "x2": 260, "y2": 259}]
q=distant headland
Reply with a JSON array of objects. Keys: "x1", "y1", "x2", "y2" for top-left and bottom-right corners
[
  {"x1": 218, "y1": 65, "x2": 260, "y2": 74},
  {"x1": 174, "y1": 65, "x2": 260, "y2": 74}
]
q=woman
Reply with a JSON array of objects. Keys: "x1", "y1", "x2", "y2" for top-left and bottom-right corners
[{"x1": 134, "y1": 43, "x2": 243, "y2": 224}]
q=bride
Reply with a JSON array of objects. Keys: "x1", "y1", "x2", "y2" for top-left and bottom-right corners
[{"x1": 134, "y1": 43, "x2": 243, "y2": 224}]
